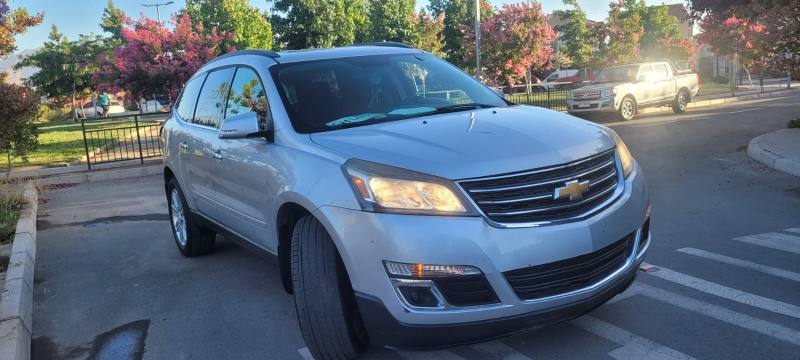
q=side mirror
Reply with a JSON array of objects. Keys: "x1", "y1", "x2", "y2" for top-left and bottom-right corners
[
  {"x1": 491, "y1": 87, "x2": 505, "y2": 97},
  {"x1": 218, "y1": 112, "x2": 272, "y2": 140}
]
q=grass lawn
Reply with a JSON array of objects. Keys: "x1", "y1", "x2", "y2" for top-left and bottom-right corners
[
  {"x1": 9, "y1": 116, "x2": 161, "y2": 168},
  {"x1": 698, "y1": 84, "x2": 744, "y2": 96}
]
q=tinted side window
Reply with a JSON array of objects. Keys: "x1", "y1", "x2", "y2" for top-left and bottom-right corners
[
  {"x1": 654, "y1": 64, "x2": 669, "y2": 79},
  {"x1": 226, "y1": 67, "x2": 272, "y2": 131},
  {"x1": 194, "y1": 68, "x2": 234, "y2": 128},
  {"x1": 176, "y1": 75, "x2": 206, "y2": 121}
]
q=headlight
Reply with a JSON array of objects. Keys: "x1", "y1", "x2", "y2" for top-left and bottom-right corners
[
  {"x1": 601, "y1": 89, "x2": 616, "y2": 98},
  {"x1": 567, "y1": 92, "x2": 573, "y2": 100},
  {"x1": 343, "y1": 159, "x2": 477, "y2": 215},
  {"x1": 611, "y1": 132, "x2": 634, "y2": 179}
]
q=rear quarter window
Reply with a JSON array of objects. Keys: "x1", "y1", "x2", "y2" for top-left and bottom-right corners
[{"x1": 176, "y1": 75, "x2": 206, "y2": 122}]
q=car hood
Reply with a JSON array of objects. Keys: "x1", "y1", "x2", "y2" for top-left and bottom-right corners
[
  {"x1": 576, "y1": 82, "x2": 627, "y2": 91},
  {"x1": 310, "y1": 106, "x2": 615, "y2": 180}
]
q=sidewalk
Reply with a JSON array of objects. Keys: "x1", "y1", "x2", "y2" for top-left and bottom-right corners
[
  {"x1": 695, "y1": 80, "x2": 800, "y2": 101},
  {"x1": 747, "y1": 129, "x2": 800, "y2": 177}
]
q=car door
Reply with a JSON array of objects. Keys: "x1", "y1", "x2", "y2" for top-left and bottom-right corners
[
  {"x1": 652, "y1": 63, "x2": 675, "y2": 101},
  {"x1": 178, "y1": 67, "x2": 235, "y2": 221},
  {"x1": 213, "y1": 67, "x2": 277, "y2": 253},
  {"x1": 636, "y1": 65, "x2": 658, "y2": 104}
]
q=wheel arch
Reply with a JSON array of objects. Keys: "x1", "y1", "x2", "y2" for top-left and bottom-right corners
[
  {"x1": 276, "y1": 200, "x2": 313, "y2": 294},
  {"x1": 677, "y1": 87, "x2": 691, "y2": 101}
]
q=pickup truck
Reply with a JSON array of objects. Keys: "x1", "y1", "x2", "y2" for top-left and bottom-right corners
[{"x1": 566, "y1": 62, "x2": 699, "y2": 120}]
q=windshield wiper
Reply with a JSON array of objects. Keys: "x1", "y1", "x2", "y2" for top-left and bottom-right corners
[{"x1": 405, "y1": 103, "x2": 497, "y2": 118}]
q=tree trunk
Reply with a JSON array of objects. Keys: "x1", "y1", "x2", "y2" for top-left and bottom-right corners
[
  {"x1": 72, "y1": 88, "x2": 79, "y2": 122},
  {"x1": 6, "y1": 151, "x2": 11, "y2": 178},
  {"x1": 742, "y1": 65, "x2": 753, "y2": 87}
]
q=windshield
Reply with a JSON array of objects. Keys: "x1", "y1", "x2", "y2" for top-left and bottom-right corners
[
  {"x1": 269, "y1": 53, "x2": 507, "y2": 133},
  {"x1": 592, "y1": 65, "x2": 640, "y2": 84}
]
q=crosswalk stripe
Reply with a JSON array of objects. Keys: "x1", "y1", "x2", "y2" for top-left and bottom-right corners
[
  {"x1": 677, "y1": 247, "x2": 800, "y2": 283},
  {"x1": 643, "y1": 264, "x2": 800, "y2": 319},
  {"x1": 572, "y1": 315, "x2": 696, "y2": 360},
  {"x1": 397, "y1": 349, "x2": 467, "y2": 360},
  {"x1": 469, "y1": 341, "x2": 533, "y2": 360},
  {"x1": 785, "y1": 228, "x2": 800, "y2": 235},
  {"x1": 634, "y1": 283, "x2": 800, "y2": 346},
  {"x1": 733, "y1": 232, "x2": 800, "y2": 254},
  {"x1": 297, "y1": 347, "x2": 314, "y2": 360}
]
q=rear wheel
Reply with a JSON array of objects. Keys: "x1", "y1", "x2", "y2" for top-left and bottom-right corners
[
  {"x1": 167, "y1": 178, "x2": 216, "y2": 257},
  {"x1": 672, "y1": 90, "x2": 689, "y2": 113},
  {"x1": 618, "y1": 96, "x2": 636, "y2": 121},
  {"x1": 292, "y1": 216, "x2": 368, "y2": 360}
]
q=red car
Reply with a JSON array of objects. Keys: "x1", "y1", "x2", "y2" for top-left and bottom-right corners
[{"x1": 558, "y1": 68, "x2": 599, "y2": 90}]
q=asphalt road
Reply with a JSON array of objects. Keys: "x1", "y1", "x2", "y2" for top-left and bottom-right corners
[{"x1": 31, "y1": 93, "x2": 800, "y2": 360}]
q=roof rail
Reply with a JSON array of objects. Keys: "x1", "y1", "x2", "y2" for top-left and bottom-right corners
[
  {"x1": 207, "y1": 49, "x2": 281, "y2": 65},
  {"x1": 351, "y1": 42, "x2": 415, "y2": 49}
]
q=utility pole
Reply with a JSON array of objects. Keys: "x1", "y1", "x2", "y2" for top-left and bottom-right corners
[
  {"x1": 475, "y1": 0, "x2": 482, "y2": 82},
  {"x1": 142, "y1": 1, "x2": 174, "y2": 23}
]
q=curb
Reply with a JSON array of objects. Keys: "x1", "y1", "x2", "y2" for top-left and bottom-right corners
[
  {"x1": 0, "y1": 182, "x2": 38, "y2": 360},
  {"x1": 37, "y1": 164, "x2": 164, "y2": 186},
  {"x1": 747, "y1": 130, "x2": 800, "y2": 177},
  {"x1": 638, "y1": 88, "x2": 800, "y2": 115}
]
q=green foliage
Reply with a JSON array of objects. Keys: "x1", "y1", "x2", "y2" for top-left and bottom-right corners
[
  {"x1": 0, "y1": 82, "x2": 39, "y2": 164},
  {"x1": 0, "y1": 180, "x2": 24, "y2": 244},
  {"x1": 787, "y1": 118, "x2": 800, "y2": 129},
  {"x1": 184, "y1": 0, "x2": 273, "y2": 50},
  {"x1": 427, "y1": 0, "x2": 492, "y2": 69},
  {"x1": 552, "y1": 0, "x2": 592, "y2": 68},
  {"x1": 410, "y1": 9, "x2": 445, "y2": 57},
  {"x1": 15, "y1": 26, "x2": 106, "y2": 106},
  {"x1": 270, "y1": 0, "x2": 368, "y2": 49},
  {"x1": 369, "y1": 0, "x2": 417, "y2": 44},
  {"x1": 100, "y1": 0, "x2": 124, "y2": 42},
  {"x1": 590, "y1": 2, "x2": 644, "y2": 69}
]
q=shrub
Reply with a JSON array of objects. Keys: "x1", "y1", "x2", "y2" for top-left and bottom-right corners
[
  {"x1": 714, "y1": 76, "x2": 730, "y2": 84},
  {"x1": 788, "y1": 118, "x2": 800, "y2": 129},
  {"x1": 0, "y1": 178, "x2": 26, "y2": 244}
]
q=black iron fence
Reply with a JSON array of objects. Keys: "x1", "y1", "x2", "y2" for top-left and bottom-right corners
[
  {"x1": 502, "y1": 83, "x2": 571, "y2": 112},
  {"x1": 81, "y1": 113, "x2": 169, "y2": 170}
]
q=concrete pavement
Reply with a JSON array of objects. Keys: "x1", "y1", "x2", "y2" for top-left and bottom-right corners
[{"x1": 747, "y1": 129, "x2": 800, "y2": 177}]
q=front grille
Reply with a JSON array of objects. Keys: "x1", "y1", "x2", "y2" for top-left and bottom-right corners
[
  {"x1": 503, "y1": 232, "x2": 635, "y2": 301},
  {"x1": 459, "y1": 150, "x2": 620, "y2": 224},
  {"x1": 573, "y1": 91, "x2": 601, "y2": 100},
  {"x1": 433, "y1": 275, "x2": 499, "y2": 307}
]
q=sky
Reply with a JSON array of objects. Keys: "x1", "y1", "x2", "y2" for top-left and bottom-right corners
[{"x1": 11, "y1": 0, "x2": 688, "y2": 53}]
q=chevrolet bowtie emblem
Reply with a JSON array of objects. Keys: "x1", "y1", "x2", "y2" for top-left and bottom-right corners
[{"x1": 554, "y1": 180, "x2": 590, "y2": 200}]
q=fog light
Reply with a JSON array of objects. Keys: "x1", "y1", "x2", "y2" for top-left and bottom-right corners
[
  {"x1": 383, "y1": 261, "x2": 481, "y2": 277},
  {"x1": 398, "y1": 286, "x2": 439, "y2": 307}
]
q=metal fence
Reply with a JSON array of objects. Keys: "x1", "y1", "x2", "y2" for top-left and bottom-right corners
[
  {"x1": 81, "y1": 113, "x2": 168, "y2": 170},
  {"x1": 502, "y1": 83, "x2": 571, "y2": 112}
]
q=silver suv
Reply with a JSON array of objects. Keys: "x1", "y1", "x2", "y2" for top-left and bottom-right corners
[{"x1": 162, "y1": 43, "x2": 650, "y2": 359}]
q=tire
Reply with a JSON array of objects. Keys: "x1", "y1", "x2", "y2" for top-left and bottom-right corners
[
  {"x1": 291, "y1": 216, "x2": 367, "y2": 360},
  {"x1": 167, "y1": 178, "x2": 216, "y2": 257},
  {"x1": 618, "y1": 96, "x2": 636, "y2": 121},
  {"x1": 672, "y1": 90, "x2": 689, "y2": 113}
]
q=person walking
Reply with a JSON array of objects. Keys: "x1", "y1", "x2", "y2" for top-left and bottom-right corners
[{"x1": 99, "y1": 91, "x2": 109, "y2": 118}]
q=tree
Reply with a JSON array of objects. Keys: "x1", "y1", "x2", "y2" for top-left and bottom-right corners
[
  {"x1": 696, "y1": 13, "x2": 766, "y2": 93},
  {"x1": 589, "y1": 1, "x2": 644, "y2": 69},
  {"x1": 15, "y1": 26, "x2": 106, "y2": 120},
  {"x1": 184, "y1": 0, "x2": 272, "y2": 51},
  {"x1": 94, "y1": 13, "x2": 232, "y2": 104},
  {"x1": 270, "y1": 0, "x2": 368, "y2": 49},
  {"x1": 653, "y1": 33, "x2": 696, "y2": 66},
  {"x1": 427, "y1": 0, "x2": 492, "y2": 69},
  {"x1": 462, "y1": 2, "x2": 556, "y2": 88},
  {"x1": 410, "y1": 9, "x2": 445, "y2": 57},
  {"x1": 100, "y1": 0, "x2": 124, "y2": 42},
  {"x1": 369, "y1": 0, "x2": 417, "y2": 44},
  {"x1": 0, "y1": 1, "x2": 44, "y2": 59},
  {"x1": 0, "y1": 81, "x2": 38, "y2": 173},
  {"x1": 552, "y1": 0, "x2": 592, "y2": 69}
]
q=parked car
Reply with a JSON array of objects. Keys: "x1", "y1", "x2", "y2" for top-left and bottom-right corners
[
  {"x1": 566, "y1": 62, "x2": 700, "y2": 121},
  {"x1": 558, "y1": 68, "x2": 599, "y2": 89},
  {"x1": 161, "y1": 44, "x2": 650, "y2": 359},
  {"x1": 542, "y1": 69, "x2": 578, "y2": 90},
  {"x1": 81, "y1": 100, "x2": 125, "y2": 117}
]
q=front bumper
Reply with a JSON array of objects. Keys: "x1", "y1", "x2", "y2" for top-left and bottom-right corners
[
  {"x1": 312, "y1": 164, "x2": 649, "y2": 348},
  {"x1": 566, "y1": 97, "x2": 618, "y2": 113}
]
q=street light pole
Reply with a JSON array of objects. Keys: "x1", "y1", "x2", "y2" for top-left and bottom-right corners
[
  {"x1": 141, "y1": 1, "x2": 174, "y2": 23},
  {"x1": 475, "y1": 0, "x2": 482, "y2": 82}
]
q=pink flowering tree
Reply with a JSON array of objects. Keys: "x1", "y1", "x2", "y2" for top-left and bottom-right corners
[
  {"x1": 410, "y1": 9, "x2": 445, "y2": 58},
  {"x1": 696, "y1": 13, "x2": 767, "y2": 90},
  {"x1": 587, "y1": 1, "x2": 644, "y2": 69},
  {"x1": 654, "y1": 34, "x2": 697, "y2": 67},
  {"x1": 461, "y1": 2, "x2": 555, "y2": 89},
  {"x1": 94, "y1": 12, "x2": 233, "y2": 104}
]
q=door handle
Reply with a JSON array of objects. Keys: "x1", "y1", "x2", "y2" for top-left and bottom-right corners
[
  {"x1": 179, "y1": 142, "x2": 188, "y2": 150},
  {"x1": 212, "y1": 150, "x2": 223, "y2": 160}
]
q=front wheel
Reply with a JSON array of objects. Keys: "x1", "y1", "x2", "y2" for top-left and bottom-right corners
[
  {"x1": 672, "y1": 91, "x2": 688, "y2": 113},
  {"x1": 618, "y1": 96, "x2": 636, "y2": 121},
  {"x1": 292, "y1": 216, "x2": 368, "y2": 360}
]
